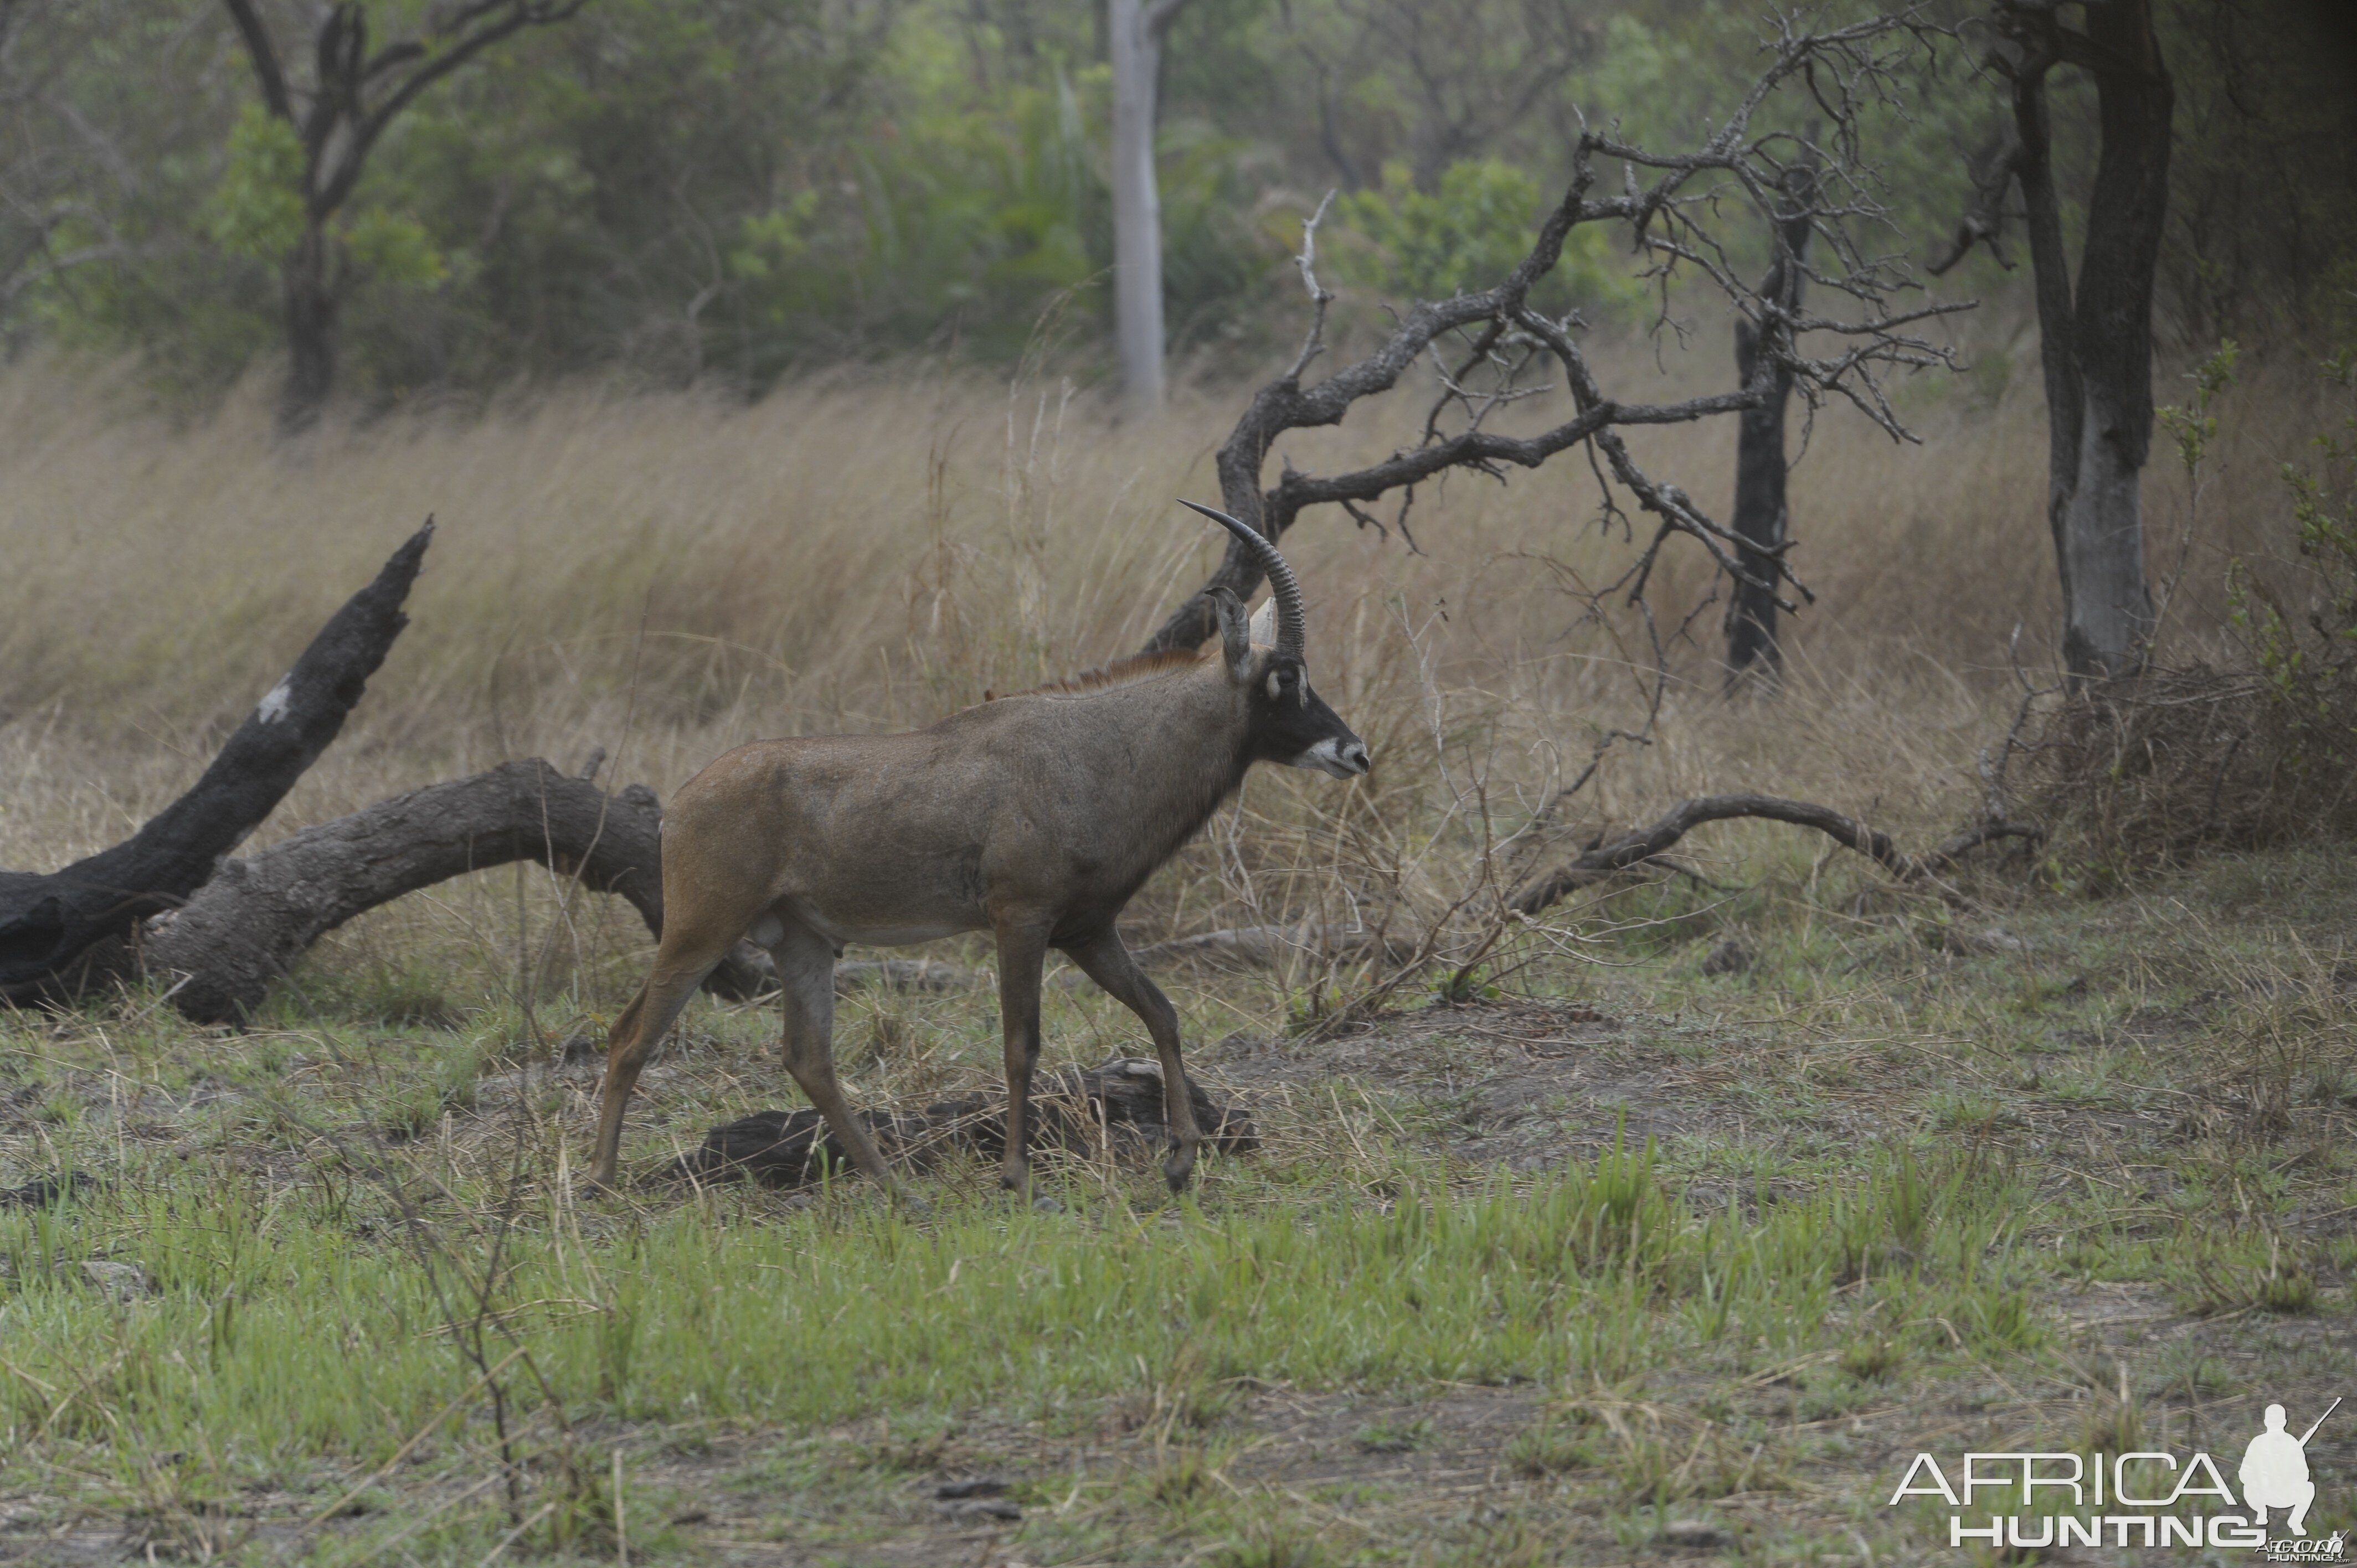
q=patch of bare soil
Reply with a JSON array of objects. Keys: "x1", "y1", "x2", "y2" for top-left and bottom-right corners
[
  {"x1": 641, "y1": 1389, "x2": 1567, "y2": 1567},
  {"x1": 1206, "y1": 996, "x2": 1886, "y2": 1167}
]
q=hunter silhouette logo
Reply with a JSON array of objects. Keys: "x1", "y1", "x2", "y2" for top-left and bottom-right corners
[
  {"x1": 1887, "y1": 1396, "x2": 2343, "y2": 1552},
  {"x1": 2243, "y1": 1400, "x2": 2337, "y2": 1551}
]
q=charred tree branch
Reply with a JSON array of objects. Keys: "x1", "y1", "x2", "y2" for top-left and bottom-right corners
[{"x1": 0, "y1": 523, "x2": 431, "y2": 1003}]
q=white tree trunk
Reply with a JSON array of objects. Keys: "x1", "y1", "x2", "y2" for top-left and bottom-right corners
[
  {"x1": 1109, "y1": 0, "x2": 1169, "y2": 414},
  {"x1": 2002, "y1": 0, "x2": 2171, "y2": 686},
  {"x1": 2060, "y1": 383, "x2": 2157, "y2": 679}
]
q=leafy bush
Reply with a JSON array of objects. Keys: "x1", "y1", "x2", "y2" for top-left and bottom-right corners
[{"x1": 1332, "y1": 158, "x2": 1641, "y2": 317}]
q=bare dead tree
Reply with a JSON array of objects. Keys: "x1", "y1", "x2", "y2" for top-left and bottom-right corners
[
  {"x1": 218, "y1": 0, "x2": 585, "y2": 431},
  {"x1": 1932, "y1": 0, "x2": 2174, "y2": 684},
  {"x1": 1724, "y1": 133, "x2": 1820, "y2": 681},
  {"x1": 1144, "y1": 10, "x2": 1969, "y2": 664},
  {"x1": 1127, "y1": 14, "x2": 2058, "y2": 973}
]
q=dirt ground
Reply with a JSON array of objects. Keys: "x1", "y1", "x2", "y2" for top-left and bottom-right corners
[{"x1": 8, "y1": 933, "x2": 2355, "y2": 1566}]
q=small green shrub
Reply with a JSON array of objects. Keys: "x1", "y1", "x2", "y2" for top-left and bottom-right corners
[
  {"x1": 1504, "y1": 1413, "x2": 1596, "y2": 1478},
  {"x1": 1211, "y1": 1525, "x2": 1327, "y2": 1568},
  {"x1": 1352, "y1": 1416, "x2": 1433, "y2": 1454},
  {"x1": 1840, "y1": 1339, "x2": 1902, "y2": 1381}
]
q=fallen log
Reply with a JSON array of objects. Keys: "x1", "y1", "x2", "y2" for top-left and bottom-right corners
[
  {"x1": 1510, "y1": 793, "x2": 2043, "y2": 915},
  {"x1": 674, "y1": 1057, "x2": 1258, "y2": 1189},
  {"x1": 0, "y1": 523, "x2": 433, "y2": 1004},
  {"x1": 143, "y1": 756, "x2": 768, "y2": 1024}
]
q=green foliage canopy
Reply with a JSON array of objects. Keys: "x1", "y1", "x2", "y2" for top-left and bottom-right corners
[{"x1": 1, "y1": 0, "x2": 2344, "y2": 408}]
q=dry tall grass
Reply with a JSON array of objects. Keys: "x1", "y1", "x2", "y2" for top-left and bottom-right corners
[{"x1": 0, "y1": 329, "x2": 2331, "y2": 999}]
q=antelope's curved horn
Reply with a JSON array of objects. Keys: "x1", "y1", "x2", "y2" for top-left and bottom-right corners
[{"x1": 1179, "y1": 499, "x2": 1305, "y2": 660}]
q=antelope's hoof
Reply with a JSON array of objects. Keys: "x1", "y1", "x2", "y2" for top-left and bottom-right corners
[{"x1": 1162, "y1": 1153, "x2": 1198, "y2": 1194}]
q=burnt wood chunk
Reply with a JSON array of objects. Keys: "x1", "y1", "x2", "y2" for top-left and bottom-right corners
[
  {"x1": 677, "y1": 1060, "x2": 1258, "y2": 1189},
  {"x1": 0, "y1": 523, "x2": 433, "y2": 1003}
]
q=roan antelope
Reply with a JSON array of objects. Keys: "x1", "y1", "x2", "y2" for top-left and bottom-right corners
[{"x1": 587, "y1": 502, "x2": 1370, "y2": 1201}]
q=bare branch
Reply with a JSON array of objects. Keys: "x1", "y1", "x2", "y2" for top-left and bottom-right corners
[
  {"x1": 1140, "y1": 7, "x2": 1966, "y2": 658},
  {"x1": 220, "y1": 0, "x2": 293, "y2": 122},
  {"x1": 1285, "y1": 189, "x2": 1337, "y2": 381},
  {"x1": 1928, "y1": 126, "x2": 2023, "y2": 276},
  {"x1": 1273, "y1": 390, "x2": 1762, "y2": 524},
  {"x1": 1509, "y1": 793, "x2": 2043, "y2": 915}
]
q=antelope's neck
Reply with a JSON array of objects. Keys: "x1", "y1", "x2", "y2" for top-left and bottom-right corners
[
  {"x1": 1144, "y1": 728, "x2": 1254, "y2": 863},
  {"x1": 1070, "y1": 677, "x2": 1254, "y2": 879}
]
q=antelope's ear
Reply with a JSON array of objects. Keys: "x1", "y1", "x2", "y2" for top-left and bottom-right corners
[
  {"x1": 1247, "y1": 596, "x2": 1278, "y2": 648},
  {"x1": 1210, "y1": 587, "x2": 1253, "y2": 682}
]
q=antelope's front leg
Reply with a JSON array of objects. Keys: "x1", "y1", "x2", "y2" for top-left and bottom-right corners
[
  {"x1": 1061, "y1": 927, "x2": 1202, "y2": 1192},
  {"x1": 992, "y1": 917, "x2": 1052, "y2": 1200}
]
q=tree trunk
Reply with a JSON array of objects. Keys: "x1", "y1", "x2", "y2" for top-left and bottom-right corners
[
  {"x1": 1723, "y1": 319, "x2": 1793, "y2": 677},
  {"x1": 223, "y1": 0, "x2": 587, "y2": 434},
  {"x1": 1108, "y1": 0, "x2": 1170, "y2": 415},
  {"x1": 280, "y1": 222, "x2": 338, "y2": 432},
  {"x1": 2011, "y1": 0, "x2": 2173, "y2": 684},
  {"x1": 1724, "y1": 149, "x2": 1818, "y2": 680},
  {"x1": 0, "y1": 523, "x2": 430, "y2": 1002}
]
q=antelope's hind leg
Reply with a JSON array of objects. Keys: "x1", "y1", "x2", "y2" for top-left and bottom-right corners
[
  {"x1": 589, "y1": 921, "x2": 747, "y2": 1190},
  {"x1": 992, "y1": 918, "x2": 1053, "y2": 1201},
  {"x1": 768, "y1": 921, "x2": 917, "y2": 1206},
  {"x1": 1061, "y1": 927, "x2": 1202, "y2": 1193}
]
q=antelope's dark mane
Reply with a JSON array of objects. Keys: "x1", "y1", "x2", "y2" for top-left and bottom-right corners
[{"x1": 984, "y1": 646, "x2": 1205, "y2": 702}]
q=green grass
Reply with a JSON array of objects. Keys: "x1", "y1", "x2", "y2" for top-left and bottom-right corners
[
  {"x1": 4, "y1": 842, "x2": 2357, "y2": 1561},
  {"x1": 0, "y1": 1138, "x2": 2026, "y2": 1459}
]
